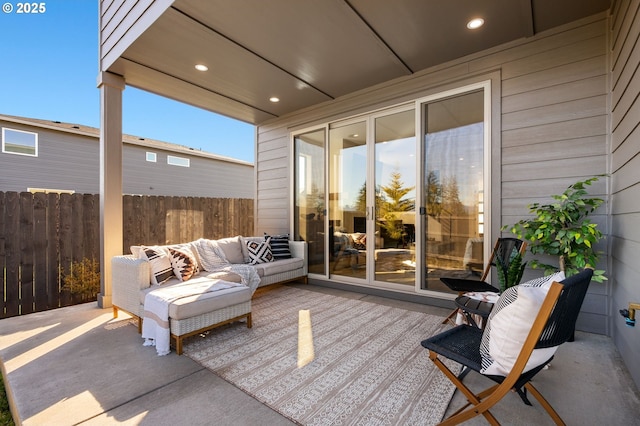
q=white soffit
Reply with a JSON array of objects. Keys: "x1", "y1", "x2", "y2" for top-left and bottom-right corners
[{"x1": 107, "y1": 0, "x2": 611, "y2": 125}]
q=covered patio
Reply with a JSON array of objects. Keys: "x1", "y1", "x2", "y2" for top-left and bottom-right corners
[
  {"x1": 3, "y1": 1, "x2": 640, "y2": 424},
  {"x1": 2, "y1": 283, "x2": 639, "y2": 425},
  {"x1": 95, "y1": 0, "x2": 640, "y2": 396}
]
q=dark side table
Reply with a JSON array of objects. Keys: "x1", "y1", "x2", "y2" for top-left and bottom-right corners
[{"x1": 454, "y1": 295, "x2": 495, "y2": 328}]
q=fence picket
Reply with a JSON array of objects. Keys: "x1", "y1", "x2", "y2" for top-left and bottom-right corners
[
  {"x1": 83, "y1": 193, "x2": 99, "y2": 261},
  {"x1": 5, "y1": 192, "x2": 20, "y2": 317},
  {"x1": 0, "y1": 192, "x2": 6, "y2": 316},
  {"x1": 19, "y1": 193, "x2": 35, "y2": 315},
  {"x1": 33, "y1": 192, "x2": 48, "y2": 311},
  {"x1": 72, "y1": 192, "x2": 84, "y2": 263},
  {"x1": 59, "y1": 194, "x2": 73, "y2": 307},
  {"x1": 46, "y1": 193, "x2": 60, "y2": 310}
]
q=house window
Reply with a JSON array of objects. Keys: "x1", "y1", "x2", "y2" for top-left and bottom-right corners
[
  {"x1": 146, "y1": 152, "x2": 157, "y2": 162},
  {"x1": 2, "y1": 127, "x2": 38, "y2": 156},
  {"x1": 167, "y1": 155, "x2": 190, "y2": 167}
]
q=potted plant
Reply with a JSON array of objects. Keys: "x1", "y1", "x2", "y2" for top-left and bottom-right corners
[
  {"x1": 503, "y1": 176, "x2": 607, "y2": 283},
  {"x1": 495, "y1": 250, "x2": 527, "y2": 293}
]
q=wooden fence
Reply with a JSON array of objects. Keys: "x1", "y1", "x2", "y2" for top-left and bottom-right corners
[{"x1": 0, "y1": 192, "x2": 253, "y2": 318}]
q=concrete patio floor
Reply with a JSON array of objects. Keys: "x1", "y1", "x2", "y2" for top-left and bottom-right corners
[{"x1": 1, "y1": 282, "x2": 639, "y2": 425}]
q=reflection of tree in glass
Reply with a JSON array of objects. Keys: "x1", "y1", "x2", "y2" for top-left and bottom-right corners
[
  {"x1": 426, "y1": 172, "x2": 464, "y2": 219},
  {"x1": 378, "y1": 171, "x2": 415, "y2": 241},
  {"x1": 306, "y1": 184, "x2": 324, "y2": 218},
  {"x1": 441, "y1": 176, "x2": 465, "y2": 215},
  {"x1": 356, "y1": 182, "x2": 367, "y2": 214},
  {"x1": 426, "y1": 171, "x2": 442, "y2": 218},
  {"x1": 356, "y1": 182, "x2": 383, "y2": 214}
]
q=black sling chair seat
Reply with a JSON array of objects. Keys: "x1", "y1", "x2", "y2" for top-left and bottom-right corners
[{"x1": 422, "y1": 268, "x2": 593, "y2": 425}]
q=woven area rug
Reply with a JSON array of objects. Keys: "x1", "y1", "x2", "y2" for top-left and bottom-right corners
[{"x1": 184, "y1": 285, "x2": 459, "y2": 425}]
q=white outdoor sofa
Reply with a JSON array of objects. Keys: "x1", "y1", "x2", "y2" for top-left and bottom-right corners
[{"x1": 111, "y1": 236, "x2": 307, "y2": 354}]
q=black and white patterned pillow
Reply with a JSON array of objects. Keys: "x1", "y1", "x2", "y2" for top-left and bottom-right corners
[
  {"x1": 265, "y1": 233, "x2": 291, "y2": 260},
  {"x1": 168, "y1": 247, "x2": 197, "y2": 281},
  {"x1": 246, "y1": 238, "x2": 274, "y2": 264},
  {"x1": 480, "y1": 271, "x2": 565, "y2": 376},
  {"x1": 140, "y1": 246, "x2": 174, "y2": 285}
]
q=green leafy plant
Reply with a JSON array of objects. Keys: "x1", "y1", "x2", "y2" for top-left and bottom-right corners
[
  {"x1": 504, "y1": 176, "x2": 607, "y2": 282},
  {"x1": 62, "y1": 258, "x2": 101, "y2": 301},
  {"x1": 495, "y1": 251, "x2": 527, "y2": 293}
]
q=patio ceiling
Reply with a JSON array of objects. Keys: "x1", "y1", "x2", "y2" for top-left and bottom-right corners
[{"x1": 106, "y1": 0, "x2": 611, "y2": 125}]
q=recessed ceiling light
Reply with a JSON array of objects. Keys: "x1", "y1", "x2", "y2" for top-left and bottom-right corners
[
  {"x1": 195, "y1": 64, "x2": 208, "y2": 71},
  {"x1": 467, "y1": 18, "x2": 484, "y2": 29},
  {"x1": 269, "y1": 97, "x2": 280, "y2": 103}
]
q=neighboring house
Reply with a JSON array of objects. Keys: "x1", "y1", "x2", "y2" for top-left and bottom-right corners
[
  {"x1": 0, "y1": 114, "x2": 254, "y2": 198},
  {"x1": 97, "y1": 0, "x2": 640, "y2": 387}
]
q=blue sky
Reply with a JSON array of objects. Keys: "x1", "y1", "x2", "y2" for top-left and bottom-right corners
[{"x1": 0, "y1": 1, "x2": 255, "y2": 162}]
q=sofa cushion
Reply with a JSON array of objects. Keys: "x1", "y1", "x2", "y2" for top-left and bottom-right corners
[
  {"x1": 216, "y1": 236, "x2": 245, "y2": 264},
  {"x1": 139, "y1": 246, "x2": 174, "y2": 285},
  {"x1": 139, "y1": 272, "x2": 243, "y2": 305},
  {"x1": 193, "y1": 238, "x2": 229, "y2": 271},
  {"x1": 247, "y1": 238, "x2": 274, "y2": 264},
  {"x1": 130, "y1": 245, "x2": 145, "y2": 258},
  {"x1": 205, "y1": 271, "x2": 242, "y2": 283},
  {"x1": 168, "y1": 247, "x2": 197, "y2": 281},
  {"x1": 266, "y1": 234, "x2": 291, "y2": 260},
  {"x1": 253, "y1": 257, "x2": 304, "y2": 277},
  {"x1": 139, "y1": 277, "x2": 252, "y2": 320}
]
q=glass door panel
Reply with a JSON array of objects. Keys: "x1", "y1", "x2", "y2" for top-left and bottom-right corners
[
  {"x1": 328, "y1": 122, "x2": 367, "y2": 280},
  {"x1": 374, "y1": 109, "x2": 416, "y2": 285},
  {"x1": 422, "y1": 90, "x2": 485, "y2": 293},
  {"x1": 294, "y1": 129, "x2": 326, "y2": 275}
]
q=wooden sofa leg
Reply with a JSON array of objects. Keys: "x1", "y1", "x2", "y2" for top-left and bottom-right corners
[
  {"x1": 113, "y1": 306, "x2": 119, "y2": 318},
  {"x1": 175, "y1": 336, "x2": 183, "y2": 355},
  {"x1": 247, "y1": 312, "x2": 253, "y2": 328}
]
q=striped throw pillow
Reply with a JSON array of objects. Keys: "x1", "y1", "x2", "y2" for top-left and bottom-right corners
[
  {"x1": 265, "y1": 234, "x2": 291, "y2": 260},
  {"x1": 140, "y1": 246, "x2": 174, "y2": 285},
  {"x1": 480, "y1": 271, "x2": 565, "y2": 376}
]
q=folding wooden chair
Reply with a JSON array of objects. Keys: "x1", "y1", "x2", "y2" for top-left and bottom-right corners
[
  {"x1": 422, "y1": 268, "x2": 593, "y2": 425},
  {"x1": 440, "y1": 237, "x2": 527, "y2": 325}
]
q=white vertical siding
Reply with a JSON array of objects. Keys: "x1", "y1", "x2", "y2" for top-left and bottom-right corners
[
  {"x1": 610, "y1": 0, "x2": 640, "y2": 387},
  {"x1": 256, "y1": 14, "x2": 610, "y2": 332}
]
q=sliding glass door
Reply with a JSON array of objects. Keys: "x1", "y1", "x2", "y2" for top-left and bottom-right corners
[
  {"x1": 328, "y1": 121, "x2": 367, "y2": 280},
  {"x1": 293, "y1": 81, "x2": 489, "y2": 295},
  {"x1": 373, "y1": 109, "x2": 416, "y2": 285},
  {"x1": 294, "y1": 129, "x2": 326, "y2": 275},
  {"x1": 421, "y1": 89, "x2": 486, "y2": 293}
]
